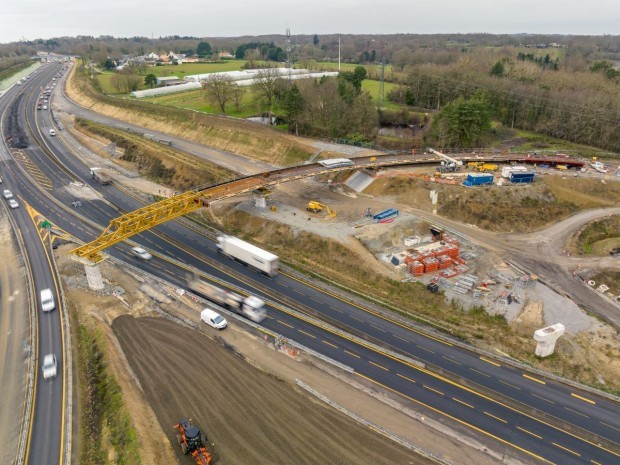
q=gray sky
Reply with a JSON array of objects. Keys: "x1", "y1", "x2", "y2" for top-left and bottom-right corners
[{"x1": 2, "y1": 0, "x2": 619, "y2": 43}]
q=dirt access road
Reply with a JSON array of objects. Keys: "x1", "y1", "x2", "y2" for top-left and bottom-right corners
[{"x1": 113, "y1": 316, "x2": 421, "y2": 465}]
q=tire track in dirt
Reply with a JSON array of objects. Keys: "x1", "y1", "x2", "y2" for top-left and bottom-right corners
[{"x1": 113, "y1": 315, "x2": 421, "y2": 465}]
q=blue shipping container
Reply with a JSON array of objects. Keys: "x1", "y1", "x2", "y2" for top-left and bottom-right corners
[
  {"x1": 373, "y1": 208, "x2": 399, "y2": 221},
  {"x1": 510, "y1": 172, "x2": 535, "y2": 184},
  {"x1": 464, "y1": 173, "x2": 494, "y2": 186}
]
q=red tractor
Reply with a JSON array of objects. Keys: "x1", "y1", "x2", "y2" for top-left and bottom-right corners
[{"x1": 173, "y1": 417, "x2": 212, "y2": 465}]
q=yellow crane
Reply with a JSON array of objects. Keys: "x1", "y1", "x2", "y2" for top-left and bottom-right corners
[{"x1": 307, "y1": 201, "x2": 336, "y2": 219}]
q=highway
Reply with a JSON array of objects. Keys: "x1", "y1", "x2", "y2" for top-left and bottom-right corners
[
  {"x1": 4, "y1": 60, "x2": 620, "y2": 464},
  {"x1": 1, "y1": 62, "x2": 66, "y2": 465}
]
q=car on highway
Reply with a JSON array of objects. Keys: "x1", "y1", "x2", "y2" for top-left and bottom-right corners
[
  {"x1": 8, "y1": 199, "x2": 19, "y2": 209},
  {"x1": 42, "y1": 354, "x2": 57, "y2": 379},
  {"x1": 49, "y1": 129, "x2": 56, "y2": 136},
  {"x1": 43, "y1": 105, "x2": 48, "y2": 110},
  {"x1": 3, "y1": 189, "x2": 13, "y2": 199},
  {"x1": 40, "y1": 288, "x2": 56, "y2": 312},
  {"x1": 130, "y1": 247, "x2": 152, "y2": 260}
]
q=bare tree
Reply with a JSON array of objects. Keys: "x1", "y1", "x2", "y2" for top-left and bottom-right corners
[
  {"x1": 230, "y1": 85, "x2": 246, "y2": 112},
  {"x1": 201, "y1": 74, "x2": 234, "y2": 113},
  {"x1": 254, "y1": 67, "x2": 283, "y2": 121}
]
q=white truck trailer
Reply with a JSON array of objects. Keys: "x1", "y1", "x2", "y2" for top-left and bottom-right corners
[
  {"x1": 90, "y1": 167, "x2": 112, "y2": 185},
  {"x1": 189, "y1": 279, "x2": 267, "y2": 323},
  {"x1": 217, "y1": 235, "x2": 279, "y2": 276}
]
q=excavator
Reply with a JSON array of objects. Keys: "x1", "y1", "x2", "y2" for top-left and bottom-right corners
[
  {"x1": 307, "y1": 201, "x2": 336, "y2": 218},
  {"x1": 174, "y1": 418, "x2": 212, "y2": 465}
]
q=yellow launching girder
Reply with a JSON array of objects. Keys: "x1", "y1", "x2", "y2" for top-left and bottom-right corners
[{"x1": 72, "y1": 177, "x2": 265, "y2": 263}]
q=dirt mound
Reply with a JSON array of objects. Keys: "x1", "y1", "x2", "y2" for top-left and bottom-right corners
[{"x1": 112, "y1": 315, "x2": 418, "y2": 465}]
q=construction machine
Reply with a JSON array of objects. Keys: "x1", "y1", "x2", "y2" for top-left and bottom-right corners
[
  {"x1": 426, "y1": 147, "x2": 463, "y2": 173},
  {"x1": 307, "y1": 201, "x2": 336, "y2": 218},
  {"x1": 174, "y1": 418, "x2": 212, "y2": 465}
]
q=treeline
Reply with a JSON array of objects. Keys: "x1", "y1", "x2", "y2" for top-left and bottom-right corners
[{"x1": 389, "y1": 59, "x2": 620, "y2": 151}]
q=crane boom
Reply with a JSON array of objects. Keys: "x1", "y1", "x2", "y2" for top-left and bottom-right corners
[{"x1": 426, "y1": 148, "x2": 464, "y2": 166}]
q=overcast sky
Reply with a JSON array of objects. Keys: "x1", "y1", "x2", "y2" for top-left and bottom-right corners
[{"x1": 2, "y1": 0, "x2": 619, "y2": 43}]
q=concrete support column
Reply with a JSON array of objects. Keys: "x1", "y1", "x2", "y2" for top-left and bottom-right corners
[
  {"x1": 534, "y1": 323, "x2": 565, "y2": 357},
  {"x1": 84, "y1": 264, "x2": 105, "y2": 291}
]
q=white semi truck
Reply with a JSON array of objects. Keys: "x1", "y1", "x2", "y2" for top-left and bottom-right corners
[
  {"x1": 189, "y1": 279, "x2": 267, "y2": 323},
  {"x1": 217, "y1": 235, "x2": 279, "y2": 276}
]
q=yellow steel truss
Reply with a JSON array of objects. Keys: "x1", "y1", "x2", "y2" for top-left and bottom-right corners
[{"x1": 72, "y1": 177, "x2": 265, "y2": 263}]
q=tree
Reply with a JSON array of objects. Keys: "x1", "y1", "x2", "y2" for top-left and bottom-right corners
[
  {"x1": 313, "y1": 34, "x2": 320, "y2": 46},
  {"x1": 201, "y1": 74, "x2": 234, "y2": 113},
  {"x1": 196, "y1": 41, "x2": 212, "y2": 57},
  {"x1": 282, "y1": 84, "x2": 304, "y2": 134},
  {"x1": 253, "y1": 68, "x2": 283, "y2": 118},
  {"x1": 338, "y1": 65, "x2": 367, "y2": 95},
  {"x1": 144, "y1": 73, "x2": 157, "y2": 88},
  {"x1": 430, "y1": 96, "x2": 492, "y2": 147},
  {"x1": 102, "y1": 58, "x2": 116, "y2": 71},
  {"x1": 230, "y1": 85, "x2": 246, "y2": 112},
  {"x1": 490, "y1": 61, "x2": 505, "y2": 77}
]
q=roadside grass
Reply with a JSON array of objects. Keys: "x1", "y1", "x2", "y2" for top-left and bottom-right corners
[
  {"x1": 543, "y1": 176, "x2": 620, "y2": 208},
  {"x1": 68, "y1": 63, "x2": 314, "y2": 164},
  {"x1": 590, "y1": 271, "x2": 620, "y2": 294},
  {"x1": 571, "y1": 215, "x2": 620, "y2": 255},
  {"x1": 74, "y1": 119, "x2": 236, "y2": 189},
  {"x1": 75, "y1": 311, "x2": 141, "y2": 465}
]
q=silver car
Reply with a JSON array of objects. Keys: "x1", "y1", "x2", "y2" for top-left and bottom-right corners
[{"x1": 42, "y1": 354, "x2": 57, "y2": 379}]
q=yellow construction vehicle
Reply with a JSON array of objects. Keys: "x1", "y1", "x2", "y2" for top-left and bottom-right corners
[
  {"x1": 307, "y1": 201, "x2": 336, "y2": 218},
  {"x1": 475, "y1": 163, "x2": 499, "y2": 172}
]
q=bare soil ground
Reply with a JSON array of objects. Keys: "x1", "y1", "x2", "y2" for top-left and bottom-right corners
[{"x1": 113, "y1": 316, "x2": 422, "y2": 465}]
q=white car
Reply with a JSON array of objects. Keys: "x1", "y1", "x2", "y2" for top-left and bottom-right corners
[
  {"x1": 49, "y1": 129, "x2": 56, "y2": 136},
  {"x1": 130, "y1": 247, "x2": 152, "y2": 260},
  {"x1": 3, "y1": 189, "x2": 13, "y2": 199},
  {"x1": 8, "y1": 199, "x2": 18, "y2": 209},
  {"x1": 43, "y1": 105, "x2": 48, "y2": 110},
  {"x1": 42, "y1": 354, "x2": 57, "y2": 379}
]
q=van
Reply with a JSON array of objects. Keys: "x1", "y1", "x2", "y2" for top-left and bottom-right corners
[
  {"x1": 40, "y1": 288, "x2": 55, "y2": 312},
  {"x1": 200, "y1": 308, "x2": 227, "y2": 330}
]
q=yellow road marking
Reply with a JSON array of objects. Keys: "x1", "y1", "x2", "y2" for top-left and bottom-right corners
[
  {"x1": 517, "y1": 426, "x2": 542, "y2": 440},
  {"x1": 322, "y1": 340, "x2": 338, "y2": 349},
  {"x1": 354, "y1": 373, "x2": 554, "y2": 464},
  {"x1": 298, "y1": 329, "x2": 316, "y2": 339},
  {"x1": 452, "y1": 397, "x2": 474, "y2": 409},
  {"x1": 484, "y1": 411, "x2": 508, "y2": 424},
  {"x1": 344, "y1": 350, "x2": 360, "y2": 358},
  {"x1": 480, "y1": 356, "x2": 501, "y2": 367},
  {"x1": 552, "y1": 442, "x2": 581, "y2": 457},
  {"x1": 523, "y1": 373, "x2": 546, "y2": 385},
  {"x1": 277, "y1": 320, "x2": 293, "y2": 328},
  {"x1": 571, "y1": 393, "x2": 596, "y2": 405},
  {"x1": 369, "y1": 361, "x2": 389, "y2": 371},
  {"x1": 423, "y1": 385, "x2": 444, "y2": 396},
  {"x1": 396, "y1": 373, "x2": 416, "y2": 384}
]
